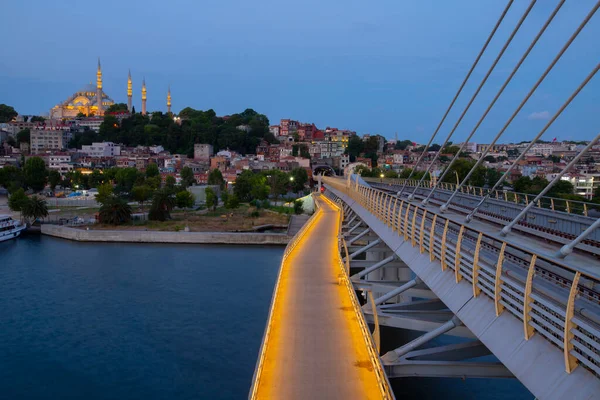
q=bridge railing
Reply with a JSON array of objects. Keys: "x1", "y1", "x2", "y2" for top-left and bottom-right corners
[
  {"x1": 364, "y1": 177, "x2": 598, "y2": 216},
  {"x1": 249, "y1": 194, "x2": 322, "y2": 399},
  {"x1": 320, "y1": 194, "x2": 394, "y2": 399},
  {"x1": 324, "y1": 176, "x2": 600, "y2": 377}
]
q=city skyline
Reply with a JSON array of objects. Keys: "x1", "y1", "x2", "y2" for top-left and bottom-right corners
[{"x1": 1, "y1": 1, "x2": 599, "y2": 142}]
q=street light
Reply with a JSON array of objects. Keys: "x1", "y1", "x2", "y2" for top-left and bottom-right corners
[{"x1": 380, "y1": 173, "x2": 384, "y2": 183}]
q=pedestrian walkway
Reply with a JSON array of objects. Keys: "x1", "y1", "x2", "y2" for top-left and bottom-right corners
[{"x1": 251, "y1": 197, "x2": 389, "y2": 399}]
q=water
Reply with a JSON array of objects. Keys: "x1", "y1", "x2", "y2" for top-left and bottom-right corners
[
  {"x1": 0, "y1": 235, "x2": 532, "y2": 399},
  {"x1": 0, "y1": 235, "x2": 282, "y2": 399}
]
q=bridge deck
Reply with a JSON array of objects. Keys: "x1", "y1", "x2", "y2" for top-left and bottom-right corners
[{"x1": 252, "y1": 198, "x2": 385, "y2": 399}]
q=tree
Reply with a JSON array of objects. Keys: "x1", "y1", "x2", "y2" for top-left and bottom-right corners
[
  {"x1": 428, "y1": 144, "x2": 441, "y2": 152},
  {"x1": 30, "y1": 116, "x2": 45, "y2": 123},
  {"x1": 146, "y1": 163, "x2": 159, "y2": 178},
  {"x1": 399, "y1": 168, "x2": 413, "y2": 179},
  {"x1": 24, "y1": 156, "x2": 47, "y2": 191},
  {"x1": 441, "y1": 159, "x2": 476, "y2": 184},
  {"x1": 250, "y1": 174, "x2": 270, "y2": 200},
  {"x1": 22, "y1": 195, "x2": 48, "y2": 223},
  {"x1": 148, "y1": 189, "x2": 175, "y2": 221},
  {"x1": 165, "y1": 175, "x2": 176, "y2": 190},
  {"x1": 180, "y1": 166, "x2": 195, "y2": 188},
  {"x1": 513, "y1": 176, "x2": 532, "y2": 193},
  {"x1": 88, "y1": 169, "x2": 104, "y2": 188},
  {"x1": 483, "y1": 155, "x2": 497, "y2": 163},
  {"x1": 176, "y1": 190, "x2": 195, "y2": 213},
  {"x1": 205, "y1": 187, "x2": 218, "y2": 211},
  {"x1": 444, "y1": 145, "x2": 461, "y2": 155},
  {"x1": 99, "y1": 196, "x2": 132, "y2": 225},
  {"x1": 234, "y1": 170, "x2": 255, "y2": 202},
  {"x1": 208, "y1": 168, "x2": 225, "y2": 189},
  {"x1": 226, "y1": 194, "x2": 240, "y2": 209},
  {"x1": 146, "y1": 176, "x2": 161, "y2": 190},
  {"x1": 294, "y1": 199, "x2": 304, "y2": 215},
  {"x1": 76, "y1": 112, "x2": 86, "y2": 118},
  {"x1": 548, "y1": 180, "x2": 574, "y2": 197},
  {"x1": 114, "y1": 167, "x2": 140, "y2": 193},
  {"x1": 347, "y1": 135, "x2": 364, "y2": 162},
  {"x1": 468, "y1": 166, "x2": 487, "y2": 187},
  {"x1": 395, "y1": 140, "x2": 413, "y2": 150},
  {"x1": 105, "y1": 103, "x2": 128, "y2": 114},
  {"x1": 290, "y1": 168, "x2": 308, "y2": 193},
  {"x1": 0, "y1": 165, "x2": 24, "y2": 192},
  {"x1": 8, "y1": 188, "x2": 28, "y2": 220},
  {"x1": 48, "y1": 170, "x2": 61, "y2": 190},
  {"x1": 96, "y1": 182, "x2": 114, "y2": 204},
  {"x1": 16, "y1": 129, "x2": 30, "y2": 143},
  {"x1": 486, "y1": 168, "x2": 503, "y2": 187},
  {"x1": 131, "y1": 185, "x2": 153, "y2": 212},
  {"x1": 0, "y1": 104, "x2": 17, "y2": 122},
  {"x1": 384, "y1": 170, "x2": 398, "y2": 179},
  {"x1": 265, "y1": 170, "x2": 288, "y2": 200}
]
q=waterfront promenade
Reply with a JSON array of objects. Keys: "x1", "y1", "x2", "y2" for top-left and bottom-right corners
[
  {"x1": 251, "y1": 197, "x2": 389, "y2": 399},
  {"x1": 41, "y1": 224, "x2": 290, "y2": 245}
]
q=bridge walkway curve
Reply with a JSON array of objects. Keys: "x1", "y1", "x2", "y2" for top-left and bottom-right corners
[{"x1": 251, "y1": 197, "x2": 390, "y2": 399}]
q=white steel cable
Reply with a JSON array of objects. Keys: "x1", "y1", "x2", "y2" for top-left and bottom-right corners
[
  {"x1": 408, "y1": 0, "x2": 538, "y2": 201},
  {"x1": 466, "y1": 61, "x2": 600, "y2": 222},
  {"x1": 421, "y1": 0, "x2": 566, "y2": 208},
  {"x1": 396, "y1": 0, "x2": 515, "y2": 197},
  {"x1": 447, "y1": 1, "x2": 600, "y2": 216}
]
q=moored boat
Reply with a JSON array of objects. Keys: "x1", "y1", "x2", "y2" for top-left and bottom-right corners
[{"x1": 0, "y1": 215, "x2": 26, "y2": 242}]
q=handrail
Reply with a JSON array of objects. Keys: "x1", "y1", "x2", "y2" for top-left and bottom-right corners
[
  {"x1": 364, "y1": 176, "x2": 598, "y2": 216},
  {"x1": 323, "y1": 176, "x2": 600, "y2": 377},
  {"x1": 249, "y1": 194, "x2": 322, "y2": 399},
  {"x1": 320, "y1": 194, "x2": 394, "y2": 399}
]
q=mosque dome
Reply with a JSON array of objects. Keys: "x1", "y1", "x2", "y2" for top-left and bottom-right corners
[{"x1": 78, "y1": 83, "x2": 97, "y2": 93}]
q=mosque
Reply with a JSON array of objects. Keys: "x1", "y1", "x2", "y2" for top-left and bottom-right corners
[{"x1": 49, "y1": 59, "x2": 171, "y2": 119}]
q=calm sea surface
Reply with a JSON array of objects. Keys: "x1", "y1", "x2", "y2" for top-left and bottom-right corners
[{"x1": 1, "y1": 235, "x2": 531, "y2": 399}]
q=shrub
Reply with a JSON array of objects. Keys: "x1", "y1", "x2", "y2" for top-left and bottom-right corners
[{"x1": 294, "y1": 199, "x2": 304, "y2": 215}]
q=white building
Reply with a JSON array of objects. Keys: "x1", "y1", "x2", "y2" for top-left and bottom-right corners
[
  {"x1": 75, "y1": 118, "x2": 104, "y2": 132},
  {"x1": 525, "y1": 144, "x2": 554, "y2": 157},
  {"x1": 269, "y1": 125, "x2": 280, "y2": 136},
  {"x1": 559, "y1": 175, "x2": 594, "y2": 199},
  {"x1": 81, "y1": 142, "x2": 121, "y2": 157},
  {"x1": 458, "y1": 142, "x2": 478, "y2": 153},
  {"x1": 340, "y1": 154, "x2": 350, "y2": 170},
  {"x1": 30, "y1": 129, "x2": 73, "y2": 151},
  {"x1": 48, "y1": 154, "x2": 71, "y2": 169}
]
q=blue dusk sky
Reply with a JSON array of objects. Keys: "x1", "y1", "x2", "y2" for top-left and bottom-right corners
[{"x1": 0, "y1": 0, "x2": 598, "y2": 143}]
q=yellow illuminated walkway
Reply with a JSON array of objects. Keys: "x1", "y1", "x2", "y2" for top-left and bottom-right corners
[{"x1": 251, "y1": 197, "x2": 387, "y2": 399}]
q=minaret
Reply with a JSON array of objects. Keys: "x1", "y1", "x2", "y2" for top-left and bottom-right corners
[
  {"x1": 167, "y1": 85, "x2": 171, "y2": 114},
  {"x1": 141, "y1": 77, "x2": 147, "y2": 116},
  {"x1": 96, "y1": 58, "x2": 103, "y2": 116},
  {"x1": 127, "y1": 69, "x2": 132, "y2": 112}
]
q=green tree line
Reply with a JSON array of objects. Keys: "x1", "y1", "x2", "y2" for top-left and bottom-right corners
[{"x1": 68, "y1": 107, "x2": 278, "y2": 157}]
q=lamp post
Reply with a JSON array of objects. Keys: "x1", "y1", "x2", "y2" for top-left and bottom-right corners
[{"x1": 380, "y1": 173, "x2": 384, "y2": 183}]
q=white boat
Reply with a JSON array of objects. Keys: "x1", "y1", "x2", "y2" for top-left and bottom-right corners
[{"x1": 0, "y1": 215, "x2": 26, "y2": 242}]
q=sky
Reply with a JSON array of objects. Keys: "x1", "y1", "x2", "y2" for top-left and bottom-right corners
[{"x1": 0, "y1": 0, "x2": 598, "y2": 143}]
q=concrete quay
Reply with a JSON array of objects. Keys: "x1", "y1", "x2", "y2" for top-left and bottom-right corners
[{"x1": 41, "y1": 225, "x2": 290, "y2": 245}]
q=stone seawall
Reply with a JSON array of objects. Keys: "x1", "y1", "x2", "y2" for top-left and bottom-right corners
[{"x1": 41, "y1": 225, "x2": 290, "y2": 245}]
